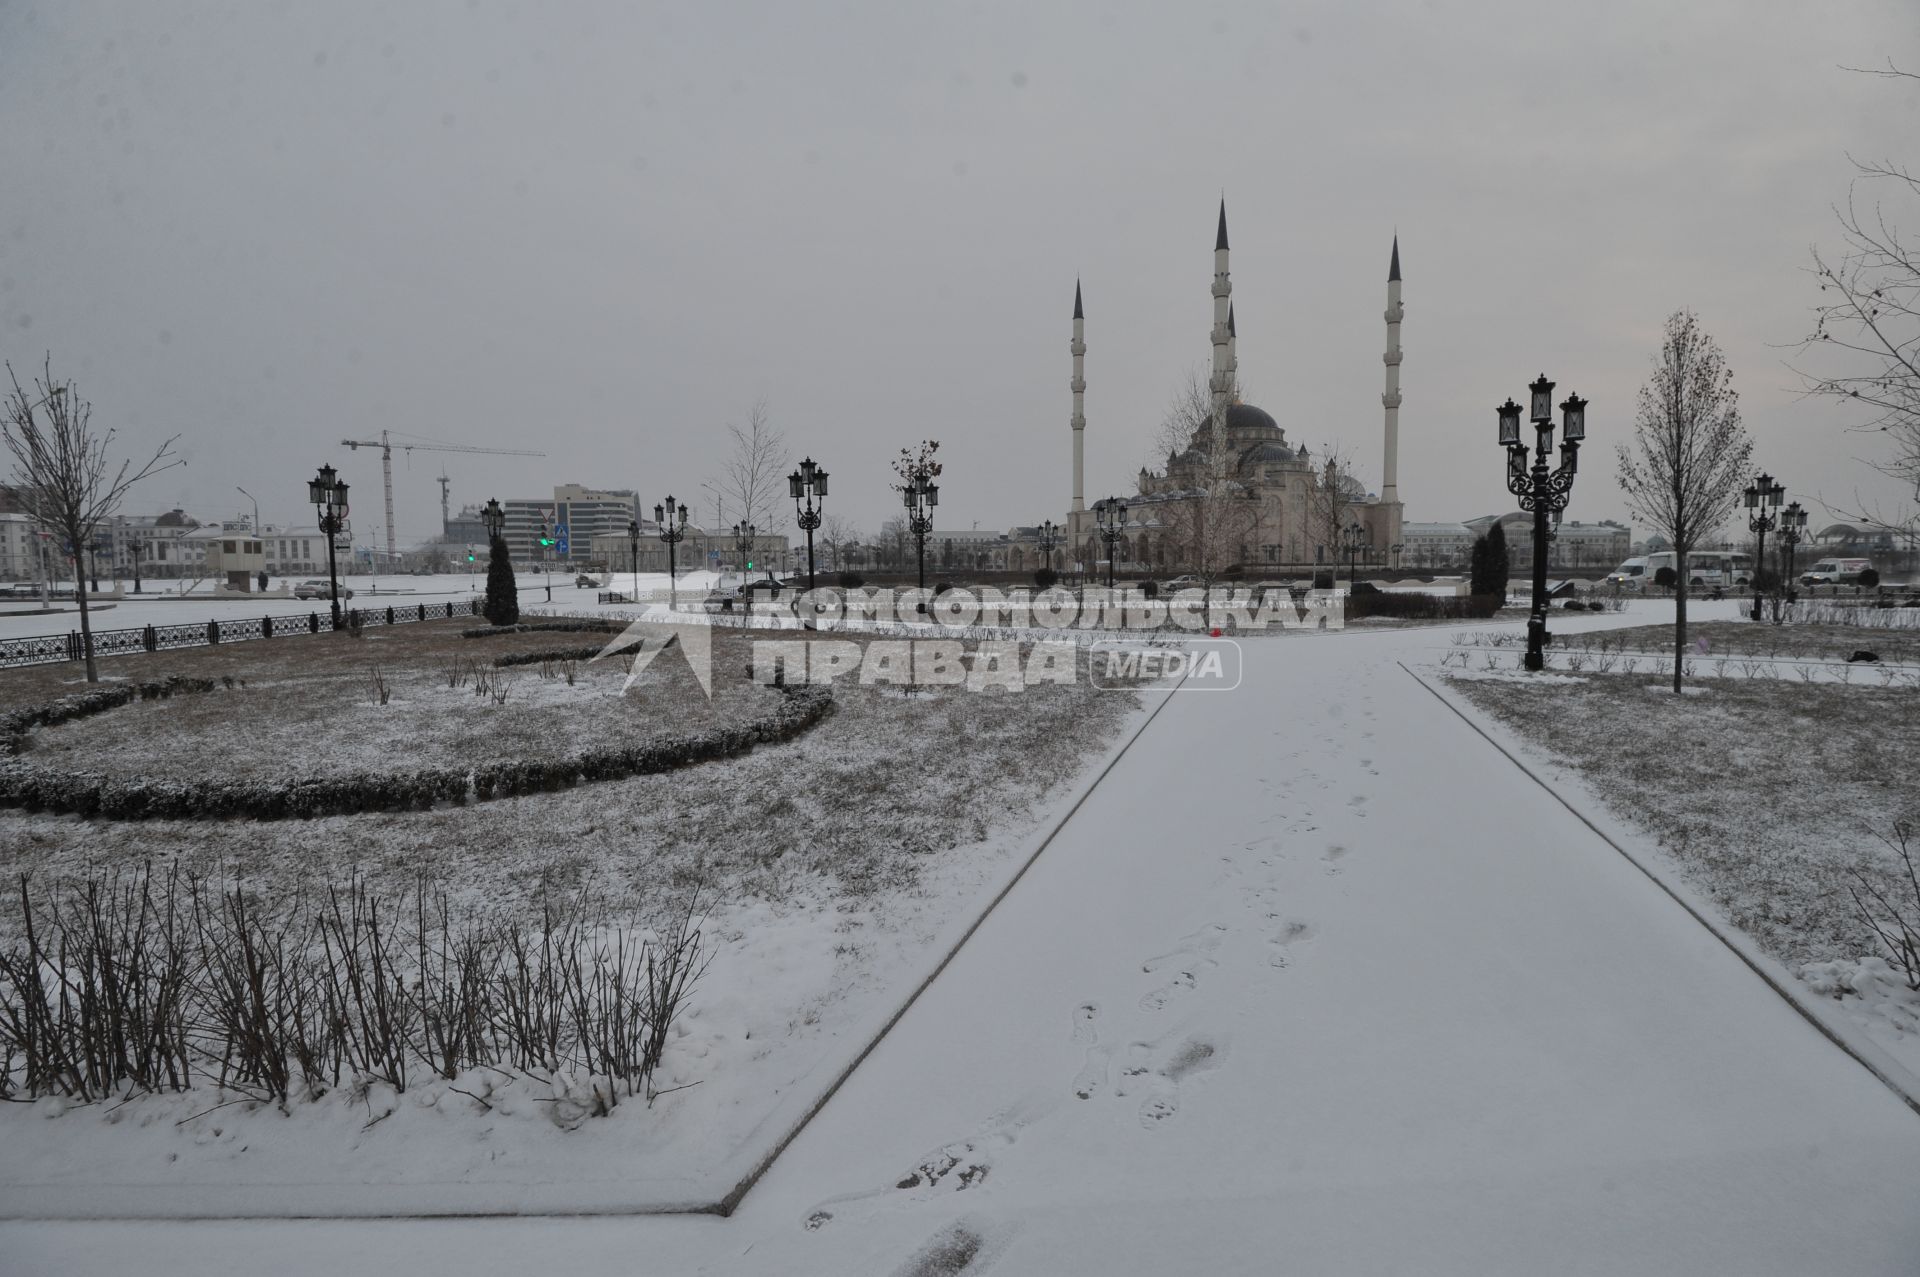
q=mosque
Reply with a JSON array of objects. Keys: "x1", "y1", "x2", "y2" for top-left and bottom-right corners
[{"x1": 1042, "y1": 201, "x2": 1406, "y2": 577}]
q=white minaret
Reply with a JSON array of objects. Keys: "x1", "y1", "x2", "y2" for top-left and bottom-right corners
[
  {"x1": 1208, "y1": 200, "x2": 1233, "y2": 465},
  {"x1": 1380, "y1": 235, "x2": 1403, "y2": 505},
  {"x1": 1070, "y1": 279, "x2": 1086, "y2": 514}
]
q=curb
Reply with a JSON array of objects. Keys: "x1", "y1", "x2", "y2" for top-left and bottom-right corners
[{"x1": 1400, "y1": 660, "x2": 1920, "y2": 1121}]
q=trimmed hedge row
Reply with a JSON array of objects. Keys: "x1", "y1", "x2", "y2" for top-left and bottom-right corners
[
  {"x1": 0, "y1": 685, "x2": 832, "y2": 822},
  {"x1": 0, "y1": 675, "x2": 217, "y2": 757},
  {"x1": 1345, "y1": 592, "x2": 1503, "y2": 621},
  {"x1": 491, "y1": 644, "x2": 611, "y2": 669},
  {"x1": 460, "y1": 620, "x2": 625, "y2": 640}
]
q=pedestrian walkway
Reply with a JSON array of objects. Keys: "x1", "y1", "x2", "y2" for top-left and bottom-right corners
[{"x1": 9, "y1": 615, "x2": 1918, "y2": 1276}]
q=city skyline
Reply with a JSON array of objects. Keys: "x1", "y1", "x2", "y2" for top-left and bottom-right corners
[{"x1": 2, "y1": 1, "x2": 1914, "y2": 543}]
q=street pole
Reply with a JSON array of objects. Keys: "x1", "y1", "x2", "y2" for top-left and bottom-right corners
[{"x1": 1498, "y1": 377, "x2": 1586, "y2": 673}]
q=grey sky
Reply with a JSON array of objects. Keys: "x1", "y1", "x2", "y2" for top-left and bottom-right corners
[{"x1": 3, "y1": 0, "x2": 1915, "y2": 547}]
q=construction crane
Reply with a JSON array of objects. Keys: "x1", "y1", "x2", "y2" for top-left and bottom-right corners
[{"x1": 340, "y1": 430, "x2": 545, "y2": 561}]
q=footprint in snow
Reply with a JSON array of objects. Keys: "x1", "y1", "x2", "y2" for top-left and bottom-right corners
[
  {"x1": 1323, "y1": 844, "x2": 1349, "y2": 875},
  {"x1": 803, "y1": 1098, "x2": 1049, "y2": 1232},
  {"x1": 1138, "y1": 925, "x2": 1227, "y2": 1011},
  {"x1": 1117, "y1": 1034, "x2": 1225, "y2": 1129},
  {"x1": 1267, "y1": 918, "x2": 1316, "y2": 968}
]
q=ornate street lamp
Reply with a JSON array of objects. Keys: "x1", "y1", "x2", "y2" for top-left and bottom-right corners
[
  {"x1": 655, "y1": 495, "x2": 689, "y2": 608},
  {"x1": 1341, "y1": 520, "x2": 1369, "y2": 588},
  {"x1": 1095, "y1": 497, "x2": 1127, "y2": 588},
  {"x1": 1744, "y1": 472, "x2": 1785, "y2": 622},
  {"x1": 626, "y1": 517, "x2": 640, "y2": 595},
  {"x1": 1498, "y1": 376, "x2": 1587, "y2": 671},
  {"x1": 308, "y1": 464, "x2": 351, "y2": 629},
  {"x1": 1777, "y1": 499, "x2": 1808, "y2": 607},
  {"x1": 790, "y1": 456, "x2": 828, "y2": 591},
  {"x1": 1036, "y1": 519, "x2": 1060, "y2": 577},
  {"x1": 904, "y1": 469, "x2": 938, "y2": 591}
]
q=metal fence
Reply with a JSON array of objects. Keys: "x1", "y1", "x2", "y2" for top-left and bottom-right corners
[{"x1": 0, "y1": 599, "x2": 483, "y2": 670}]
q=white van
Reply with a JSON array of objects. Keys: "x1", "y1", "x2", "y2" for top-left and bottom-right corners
[
  {"x1": 1605, "y1": 557, "x2": 1647, "y2": 590},
  {"x1": 1800, "y1": 557, "x2": 1873, "y2": 586}
]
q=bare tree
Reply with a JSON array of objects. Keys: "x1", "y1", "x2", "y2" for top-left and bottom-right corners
[
  {"x1": 1304, "y1": 442, "x2": 1362, "y2": 570},
  {"x1": 1157, "y1": 486, "x2": 1258, "y2": 585},
  {"x1": 877, "y1": 516, "x2": 911, "y2": 569},
  {"x1": 1618, "y1": 310, "x2": 1753, "y2": 693},
  {"x1": 4, "y1": 359, "x2": 181, "y2": 681},
  {"x1": 712, "y1": 399, "x2": 788, "y2": 536},
  {"x1": 818, "y1": 513, "x2": 857, "y2": 572},
  {"x1": 1144, "y1": 363, "x2": 1256, "y2": 475},
  {"x1": 1796, "y1": 61, "x2": 1920, "y2": 529}
]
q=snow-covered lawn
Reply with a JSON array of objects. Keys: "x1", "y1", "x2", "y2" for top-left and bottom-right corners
[
  {"x1": 1446, "y1": 667, "x2": 1920, "y2": 1073},
  {"x1": 0, "y1": 622, "x2": 1148, "y2": 1214}
]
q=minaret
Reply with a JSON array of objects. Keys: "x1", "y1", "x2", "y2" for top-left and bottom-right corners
[
  {"x1": 1208, "y1": 200, "x2": 1233, "y2": 468},
  {"x1": 1070, "y1": 279, "x2": 1086, "y2": 515},
  {"x1": 1227, "y1": 303, "x2": 1238, "y2": 397},
  {"x1": 1380, "y1": 236, "x2": 1403, "y2": 506}
]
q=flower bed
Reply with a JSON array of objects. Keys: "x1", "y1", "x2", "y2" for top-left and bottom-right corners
[{"x1": 0, "y1": 683, "x2": 831, "y2": 821}]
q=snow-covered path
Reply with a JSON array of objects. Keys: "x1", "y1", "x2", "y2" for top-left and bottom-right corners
[{"x1": 11, "y1": 610, "x2": 1920, "y2": 1275}]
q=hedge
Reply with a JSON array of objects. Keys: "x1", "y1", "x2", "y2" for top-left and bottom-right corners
[
  {"x1": 460, "y1": 620, "x2": 626, "y2": 640},
  {"x1": 0, "y1": 685, "x2": 832, "y2": 821},
  {"x1": 1344, "y1": 592, "x2": 1503, "y2": 621}
]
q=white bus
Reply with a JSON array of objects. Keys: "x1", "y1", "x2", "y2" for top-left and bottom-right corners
[{"x1": 1636, "y1": 550, "x2": 1753, "y2": 592}]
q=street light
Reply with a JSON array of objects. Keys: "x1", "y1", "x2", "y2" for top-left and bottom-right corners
[
  {"x1": 904, "y1": 469, "x2": 938, "y2": 592},
  {"x1": 308, "y1": 464, "x2": 351, "y2": 629},
  {"x1": 1744, "y1": 472, "x2": 1785, "y2": 622},
  {"x1": 626, "y1": 517, "x2": 640, "y2": 596},
  {"x1": 655, "y1": 495, "x2": 689, "y2": 608},
  {"x1": 1095, "y1": 497, "x2": 1127, "y2": 588},
  {"x1": 1036, "y1": 519, "x2": 1060, "y2": 578},
  {"x1": 1777, "y1": 499, "x2": 1808, "y2": 609},
  {"x1": 1341, "y1": 521, "x2": 1369, "y2": 588},
  {"x1": 790, "y1": 456, "x2": 828, "y2": 591},
  {"x1": 1498, "y1": 376, "x2": 1587, "y2": 672}
]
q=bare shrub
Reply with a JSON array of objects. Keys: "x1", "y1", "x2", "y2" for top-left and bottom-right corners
[
  {"x1": 366, "y1": 665, "x2": 391, "y2": 706},
  {"x1": 1849, "y1": 821, "x2": 1920, "y2": 990},
  {"x1": 0, "y1": 871, "x2": 713, "y2": 1108}
]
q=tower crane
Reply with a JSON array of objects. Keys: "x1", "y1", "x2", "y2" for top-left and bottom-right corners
[{"x1": 340, "y1": 430, "x2": 545, "y2": 561}]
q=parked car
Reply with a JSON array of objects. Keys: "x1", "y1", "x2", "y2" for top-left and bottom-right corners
[
  {"x1": 293, "y1": 579, "x2": 353, "y2": 600},
  {"x1": 575, "y1": 573, "x2": 603, "y2": 589},
  {"x1": 1801, "y1": 557, "x2": 1874, "y2": 587},
  {"x1": 1162, "y1": 575, "x2": 1203, "y2": 590}
]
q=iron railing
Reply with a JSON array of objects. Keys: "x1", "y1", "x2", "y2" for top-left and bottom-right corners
[{"x1": 0, "y1": 599, "x2": 483, "y2": 670}]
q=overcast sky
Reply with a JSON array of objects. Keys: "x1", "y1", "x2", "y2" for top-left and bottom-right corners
[{"x1": 2, "y1": 0, "x2": 1915, "y2": 548}]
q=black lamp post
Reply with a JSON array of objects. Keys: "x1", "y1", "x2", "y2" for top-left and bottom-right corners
[
  {"x1": 1036, "y1": 519, "x2": 1060, "y2": 577},
  {"x1": 732, "y1": 520, "x2": 756, "y2": 581},
  {"x1": 655, "y1": 495, "x2": 688, "y2": 608},
  {"x1": 1744, "y1": 472, "x2": 1784, "y2": 622},
  {"x1": 904, "y1": 470, "x2": 938, "y2": 591},
  {"x1": 1778, "y1": 500, "x2": 1808, "y2": 605},
  {"x1": 1340, "y1": 521, "x2": 1370, "y2": 588},
  {"x1": 1095, "y1": 497, "x2": 1127, "y2": 588},
  {"x1": 308, "y1": 464, "x2": 351, "y2": 629},
  {"x1": 626, "y1": 517, "x2": 639, "y2": 595},
  {"x1": 790, "y1": 456, "x2": 828, "y2": 591},
  {"x1": 130, "y1": 539, "x2": 143, "y2": 594},
  {"x1": 87, "y1": 538, "x2": 105, "y2": 592},
  {"x1": 1499, "y1": 376, "x2": 1587, "y2": 672}
]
